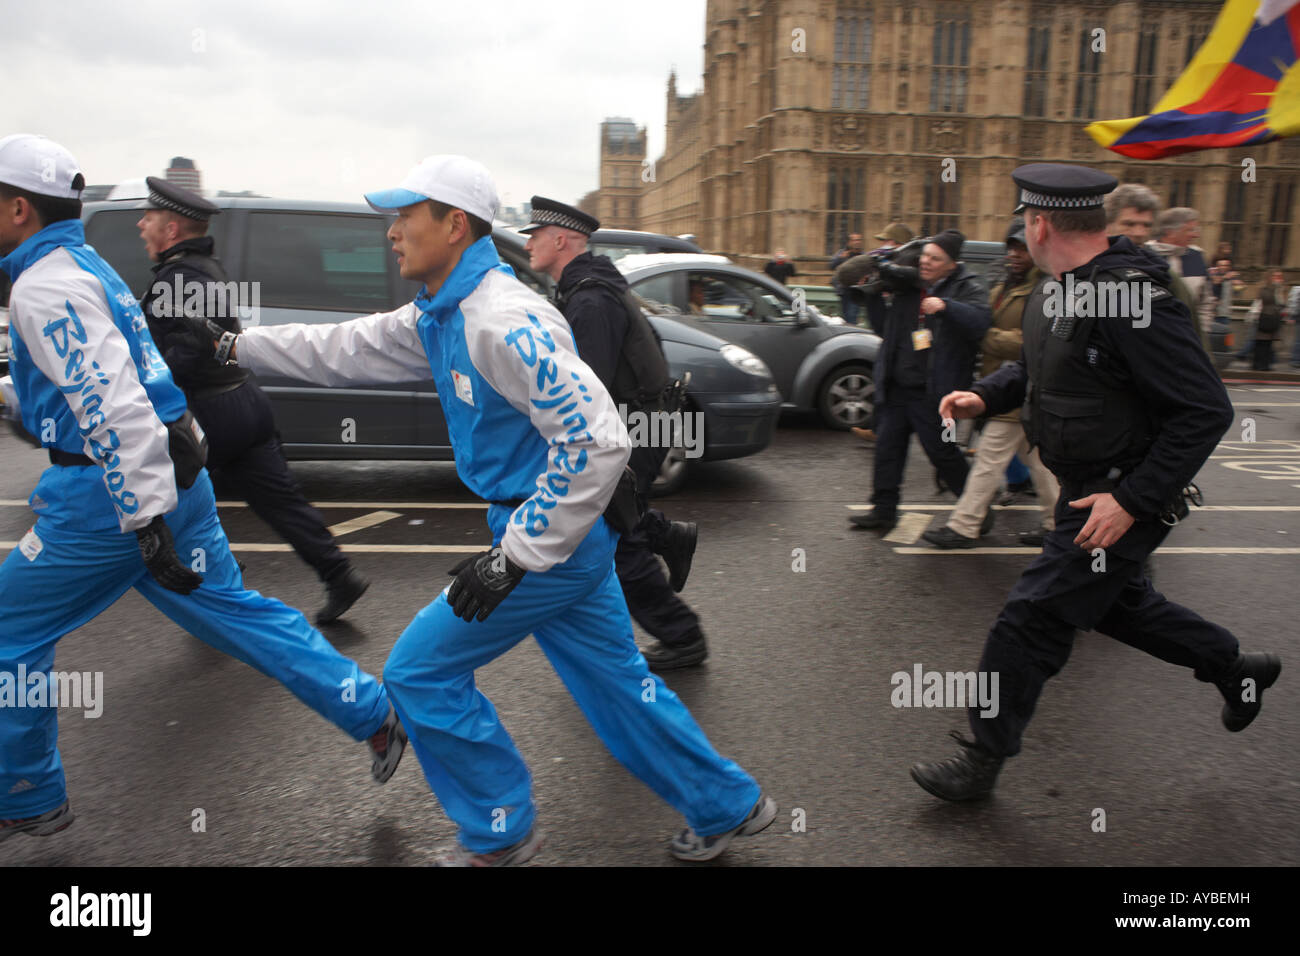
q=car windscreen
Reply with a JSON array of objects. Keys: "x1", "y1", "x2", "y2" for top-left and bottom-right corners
[{"x1": 245, "y1": 212, "x2": 391, "y2": 313}]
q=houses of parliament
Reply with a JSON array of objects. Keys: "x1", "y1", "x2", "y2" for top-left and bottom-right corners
[{"x1": 586, "y1": 0, "x2": 1298, "y2": 278}]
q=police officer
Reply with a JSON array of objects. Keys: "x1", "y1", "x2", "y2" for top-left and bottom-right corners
[
  {"x1": 911, "y1": 164, "x2": 1282, "y2": 801},
  {"x1": 523, "y1": 197, "x2": 706, "y2": 670},
  {"x1": 137, "y1": 177, "x2": 368, "y2": 624}
]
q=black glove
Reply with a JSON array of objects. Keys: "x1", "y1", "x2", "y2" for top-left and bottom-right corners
[
  {"x1": 136, "y1": 515, "x2": 203, "y2": 595},
  {"x1": 445, "y1": 546, "x2": 526, "y2": 622}
]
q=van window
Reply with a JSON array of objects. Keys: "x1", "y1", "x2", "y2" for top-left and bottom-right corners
[
  {"x1": 245, "y1": 213, "x2": 391, "y2": 312},
  {"x1": 84, "y1": 209, "x2": 157, "y2": 298}
]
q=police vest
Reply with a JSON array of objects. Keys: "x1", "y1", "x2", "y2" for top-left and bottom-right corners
[
  {"x1": 560, "y1": 277, "x2": 671, "y2": 407},
  {"x1": 1021, "y1": 267, "x2": 1165, "y2": 478}
]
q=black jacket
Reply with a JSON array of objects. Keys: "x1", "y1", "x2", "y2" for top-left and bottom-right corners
[
  {"x1": 139, "y1": 237, "x2": 247, "y2": 393},
  {"x1": 554, "y1": 252, "x2": 633, "y2": 386},
  {"x1": 865, "y1": 262, "x2": 991, "y2": 405},
  {"x1": 971, "y1": 236, "x2": 1233, "y2": 520}
]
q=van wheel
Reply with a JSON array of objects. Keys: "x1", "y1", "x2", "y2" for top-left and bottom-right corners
[{"x1": 817, "y1": 364, "x2": 874, "y2": 430}]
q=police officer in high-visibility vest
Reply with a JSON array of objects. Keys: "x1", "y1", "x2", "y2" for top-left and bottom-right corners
[{"x1": 911, "y1": 163, "x2": 1282, "y2": 801}]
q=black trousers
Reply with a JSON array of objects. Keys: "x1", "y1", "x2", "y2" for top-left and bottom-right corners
[
  {"x1": 190, "y1": 382, "x2": 349, "y2": 585},
  {"x1": 614, "y1": 444, "x2": 701, "y2": 646},
  {"x1": 1252, "y1": 337, "x2": 1275, "y2": 371},
  {"x1": 870, "y1": 386, "x2": 970, "y2": 510},
  {"x1": 968, "y1": 486, "x2": 1239, "y2": 757}
]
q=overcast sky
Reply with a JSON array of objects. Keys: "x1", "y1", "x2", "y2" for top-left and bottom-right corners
[{"x1": 2, "y1": 0, "x2": 706, "y2": 212}]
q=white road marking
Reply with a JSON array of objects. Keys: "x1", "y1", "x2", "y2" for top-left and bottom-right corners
[
  {"x1": 0, "y1": 542, "x2": 488, "y2": 555},
  {"x1": 327, "y1": 510, "x2": 401, "y2": 536},
  {"x1": 849, "y1": 504, "x2": 1300, "y2": 512},
  {"x1": 849, "y1": 504, "x2": 1042, "y2": 511},
  {"x1": 0, "y1": 499, "x2": 490, "y2": 509},
  {"x1": 894, "y1": 547, "x2": 1300, "y2": 556},
  {"x1": 882, "y1": 512, "x2": 932, "y2": 544},
  {"x1": 228, "y1": 501, "x2": 489, "y2": 510}
]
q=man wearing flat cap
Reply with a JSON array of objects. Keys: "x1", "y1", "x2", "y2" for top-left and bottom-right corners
[
  {"x1": 912, "y1": 163, "x2": 1282, "y2": 802},
  {"x1": 137, "y1": 177, "x2": 369, "y2": 624},
  {"x1": 523, "y1": 196, "x2": 707, "y2": 672}
]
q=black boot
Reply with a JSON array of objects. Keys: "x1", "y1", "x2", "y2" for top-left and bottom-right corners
[
  {"x1": 910, "y1": 732, "x2": 1005, "y2": 801},
  {"x1": 850, "y1": 507, "x2": 897, "y2": 531},
  {"x1": 641, "y1": 631, "x2": 709, "y2": 671},
  {"x1": 1215, "y1": 652, "x2": 1282, "y2": 732},
  {"x1": 655, "y1": 521, "x2": 698, "y2": 593},
  {"x1": 316, "y1": 566, "x2": 370, "y2": 625}
]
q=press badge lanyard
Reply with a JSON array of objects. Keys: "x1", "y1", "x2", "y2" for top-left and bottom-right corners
[{"x1": 912, "y1": 296, "x2": 932, "y2": 351}]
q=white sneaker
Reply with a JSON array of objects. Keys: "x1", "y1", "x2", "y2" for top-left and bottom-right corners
[{"x1": 670, "y1": 793, "x2": 776, "y2": 862}]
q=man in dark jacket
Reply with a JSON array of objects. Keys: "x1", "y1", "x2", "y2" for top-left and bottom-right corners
[
  {"x1": 137, "y1": 177, "x2": 368, "y2": 624},
  {"x1": 523, "y1": 197, "x2": 706, "y2": 670},
  {"x1": 922, "y1": 218, "x2": 1058, "y2": 549},
  {"x1": 849, "y1": 229, "x2": 992, "y2": 532},
  {"x1": 911, "y1": 164, "x2": 1281, "y2": 802}
]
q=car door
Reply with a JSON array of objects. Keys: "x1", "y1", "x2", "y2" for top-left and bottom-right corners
[
  {"x1": 238, "y1": 210, "x2": 434, "y2": 458},
  {"x1": 654, "y1": 270, "x2": 824, "y2": 399}
]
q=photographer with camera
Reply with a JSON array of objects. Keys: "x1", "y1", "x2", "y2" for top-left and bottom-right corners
[{"x1": 847, "y1": 230, "x2": 991, "y2": 533}]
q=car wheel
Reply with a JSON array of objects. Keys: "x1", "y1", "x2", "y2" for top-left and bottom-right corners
[
  {"x1": 650, "y1": 444, "x2": 689, "y2": 497},
  {"x1": 817, "y1": 363, "x2": 874, "y2": 430}
]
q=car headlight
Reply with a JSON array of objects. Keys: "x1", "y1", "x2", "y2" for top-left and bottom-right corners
[{"x1": 719, "y1": 344, "x2": 771, "y2": 378}]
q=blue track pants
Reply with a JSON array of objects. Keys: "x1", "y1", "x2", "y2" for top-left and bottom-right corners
[
  {"x1": 0, "y1": 469, "x2": 389, "y2": 818},
  {"x1": 383, "y1": 510, "x2": 759, "y2": 853}
]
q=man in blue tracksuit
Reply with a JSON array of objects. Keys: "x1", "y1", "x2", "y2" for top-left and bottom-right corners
[
  {"x1": 0, "y1": 135, "x2": 405, "y2": 842},
  {"x1": 225, "y1": 154, "x2": 774, "y2": 865}
]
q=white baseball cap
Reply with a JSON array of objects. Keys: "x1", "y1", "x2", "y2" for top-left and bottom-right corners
[
  {"x1": 364, "y1": 154, "x2": 498, "y2": 224},
  {"x1": 0, "y1": 134, "x2": 84, "y2": 199}
]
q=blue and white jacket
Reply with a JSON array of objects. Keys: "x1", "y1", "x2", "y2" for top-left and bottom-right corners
[
  {"x1": 0, "y1": 220, "x2": 188, "y2": 532},
  {"x1": 238, "y1": 235, "x2": 629, "y2": 573}
]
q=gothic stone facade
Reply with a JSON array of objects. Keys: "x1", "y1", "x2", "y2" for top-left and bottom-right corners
[{"x1": 597, "y1": 0, "x2": 1298, "y2": 282}]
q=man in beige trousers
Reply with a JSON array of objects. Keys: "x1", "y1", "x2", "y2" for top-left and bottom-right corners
[{"x1": 923, "y1": 218, "x2": 1059, "y2": 549}]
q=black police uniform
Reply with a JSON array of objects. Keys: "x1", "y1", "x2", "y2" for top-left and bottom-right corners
[
  {"x1": 523, "y1": 197, "x2": 705, "y2": 662},
  {"x1": 138, "y1": 178, "x2": 366, "y2": 623},
  {"x1": 911, "y1": 165, "x2": 1280, "y2": 802},
  {"x1": 965, "y1": 233, "x2": 1240, "y2": 756}
]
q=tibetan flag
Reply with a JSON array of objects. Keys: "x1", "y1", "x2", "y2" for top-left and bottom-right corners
[{"x1": 1086, "y1": 0, "x2": 1300, "y2": 158}]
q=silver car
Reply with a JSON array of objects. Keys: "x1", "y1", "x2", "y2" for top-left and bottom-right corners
[{"x1": 615, "y1": 253, "x2": 881, "y2": 430}]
